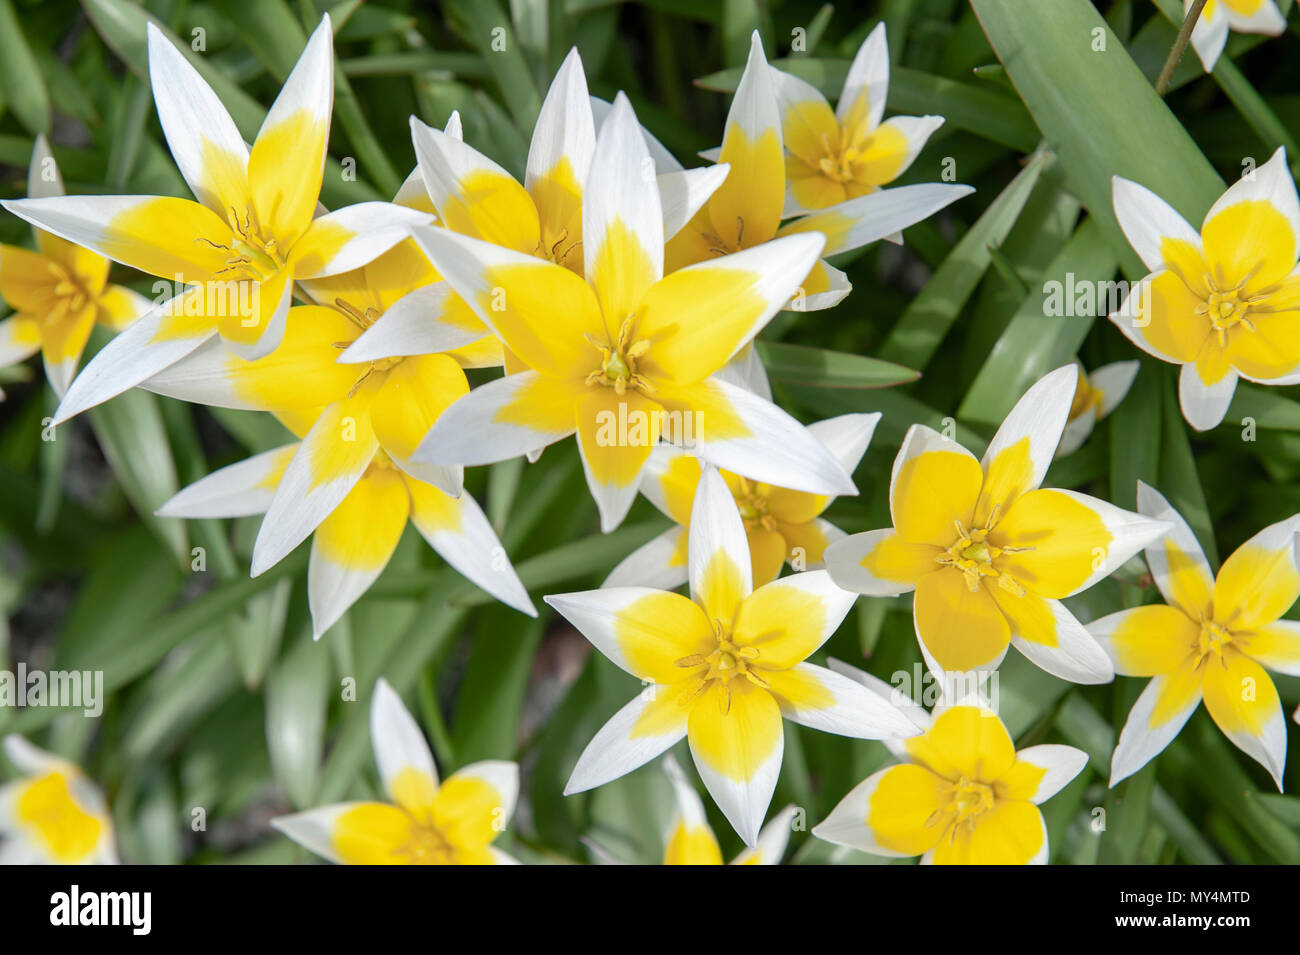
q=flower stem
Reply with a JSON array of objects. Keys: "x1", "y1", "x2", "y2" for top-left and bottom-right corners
[{"x1": 1155, "y1": 0, "x2": 1209, "y2": 96}]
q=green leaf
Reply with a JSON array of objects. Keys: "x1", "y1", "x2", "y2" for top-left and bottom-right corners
[
  {"x1": 266, "y1": 622, "x2": 332, "y2": 809},
  {"x1": 87, "y1": 387, "x2": 187, "y2": 564},
  {"x1": 451, "y1": 607, "x2": 547, "y2": 764},
  {"x1": 960, "y1": 218, "x2": 1119, "y2": 426},
  {"x1": 970, "y1": 0, "x2": 1224, "y2": 278},
  {"x1": 757, "y1": 341, "x2": 919, "y2": 390},
  {"x1": 877, "y1": 151, "x2": 1049, "y2": 370},
  {"x1": 0, "y1": 0, "x2": 52, "y2": 134}
]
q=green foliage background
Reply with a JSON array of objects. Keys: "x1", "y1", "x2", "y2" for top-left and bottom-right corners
[{"x1": 2, "y1": 0, "x2": 1300, "y2": 863}]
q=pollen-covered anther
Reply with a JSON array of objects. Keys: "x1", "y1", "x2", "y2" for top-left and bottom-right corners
[{"x1": 584, "y1": 316, "x2": 655, "y2": 395}]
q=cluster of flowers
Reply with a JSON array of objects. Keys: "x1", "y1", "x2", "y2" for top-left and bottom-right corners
[{"x1": 2, "y1": 12, "x2": 1298, "y2": 866}]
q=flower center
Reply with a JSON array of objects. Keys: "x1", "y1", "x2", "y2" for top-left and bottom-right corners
[
  {"x1": 198, "y1": 206, "x2": 286, "y2": 283},
  {"x1": 815, "y1": 127, "x2": 865, "y2": 184},
  {"x1": 47, "y1": 261, "x2": 90, "y2": 314},
  {"x1": 674, "y1": 620, "x2": 768, "y2": 714},
  {"x1": 733, "y1": 477, "x2": 777, "y2": 533},
  {"x1": 333, "y1": 297, "x2": 404, "y2": 396},
  {"x1": 1194, "y1": 616, "x2": 1236, "y2": 667},
  {"x1": 934, "y1": 513, "x2": 1032, "y2": 597},
  {"x1": 949, "y1": 776, "x2": 996, "y2": 826},
  {"x1": 536, "y1": 225, "x2": 582, "y2": 271},
  {"x1": 585, "y1": 316, "x2": 654, "y2": 396},
  {"x1": 394, "y1": 813, "x2": 457, "y2": 865}
]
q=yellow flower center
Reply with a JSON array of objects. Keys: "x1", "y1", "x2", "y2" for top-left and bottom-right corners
[
  {"x1": 585, "y1": 316, "x2": 655, "y2": 396},
  {"x1": 949, "y1": 776, "x2": 996, "y2": 825},
  {"x1": 674, "y1": 620, "x2": 768, "y2": 714},
  {"x1": 1194, "y1": 616, "x2": 1237, "y2": 667},
  {"x1": 813, "y1": 124, "x2": 872, "y2": 185},
  {"x1": 333, "y1": 297, "x2": 405, "y2": 396},
  {"x1": 199, "y1": 205, "x2": 286, "y2": 283},
  {"x1": 733, "y1": 477, "x2": 777, "y2": 533},
  {"x1": 1199, "y1": 286, "x2": 1257, "y2": 344},
  {"x1": 935, "y1": 514, "x2": 1031, "y2": 598},
  {"x1": 394, "y1": 811, "x2": 458, "y2": 865},
  {"x1": 536, "y1": 225, "x2": 583, "y2": 271},
  {"x1": 46, "y1": 261, "x2": 91, "y2": 314}
]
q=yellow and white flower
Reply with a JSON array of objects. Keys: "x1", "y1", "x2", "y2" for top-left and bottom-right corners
[
  {"x1": 1186, "y1": 0, "x2": 1287, "y2": 73},
  {"x1": 605, "y1": 413, "x2": 879, "y2": 589},
  {"x1": 825, "y1": 365, "x2": 1171, "y2": 682},
  {"x1": 272, "y1": 679, "x2": 519, "y2": 864},
  {"x1": 667, "y1": 32, "x2": 971, "y2": 310},
  {"x1": 1055, "y1": 359, "x2": 1140, "y2": 458},
  {"x1": 0, "y1": 137, "x2": 152, "y2": 397},
  {"x1": 413, "y1": 93, "x2": 858, "y2": 532},
  {"x1": 150, "y1": 243, "x2": 534, "y2": 636},
  {"x1": 548, "y1": 465, "x2": 919, "y2": 845},
  {"x1": 813, "y1": 680, "x2": 1087, "y2": 865},
  {"x1": 2, "y1": 15, "x2": 429, "y2": 423},
  {"x1": 1088, "y1": 482, "x2": 1299, "y2": 788},
  {"x1": 659, "y1": 755, "x2": 796, "y2": 864},
  {"x1": 1111, "y1": 147, "x2": 1300, "y2": 430},
  {"x1": 770, "y1": 23, "x2": 943, "y2": 215},
  {"x1": 0, "y1": 735, "x2": 117, "y2": 865}
]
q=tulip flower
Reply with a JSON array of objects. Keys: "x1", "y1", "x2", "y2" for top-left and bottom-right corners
[
  {"x1": 547, "y1": 465, "x2": 918, "y2": 845},
  {"x1": 0, "y1": 137, "x2": 151, "y2": 396},
  {"x1": 0, "y1": 735, "x2": 117, "y2": 864},
  {"x1": 1186, "y1": 0, "x2": 1286, "y2": 72},
  {"x1": 1089, "y1": 482, "x2": 1299, "y2": 788},
  {"x1": 1110, "y1": 147, "x2": 1300, "y2": 430},
  {"x1": 814, "y1": 687, "x2": 1087, "y2": 865},
  {"x1": 272, "y1": 679, "x2": 519, "y2": 864},
  {"x1": 666, "y1": 31, "x2": 971, "y2": 310},
  {"x1": 412, "y1": 93, "x2": 858, "y2": 531},
  {"x1": 1055, "y1": 359, "x2": 1140, "y2": 458},
  {"x1": 826, "y1": 365, "x2": 1171, "y2": 682},
  {"x1": 1, "y1": 16, "x2": 429, "y2": 424}
]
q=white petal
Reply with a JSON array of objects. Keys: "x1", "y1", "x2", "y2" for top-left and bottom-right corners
[
  {"x1": 1179, "y1": 359, "x2": 1238, "y2": 431},
  {"x1": 785, "y1": 183, "x2": 974, "y2": 257},
  {"x1": 1221, "y1": 0, "x2": 1287, "y2": 33},
  {"x1": 370, "y1": 677, "x2": 439, "y2": 799},
  {"x1": 146, "y1": 22, "x2": 249, "y2": 215},
  {"x1": 806, "y1": 413, "x2": 879, "y2": 476},
  {"x1": 1090, "y1": 359, "x2": 1141, "y2": 418},
  {"x1": 690, "y1": 716, "x2": 782, "y2": 848},
  {"x1": 982, "y1": 364, "x2": 1078, "y2": 492},
  {"x1": 589, "y1": 95, "x2": 682, "y2": 172},
  {"x1": 225, "y1": 271, "x2": 292, "y2": 362},
  {"x1": 793, "y1": 260, "x2": 852, "y2": 312},
  {"x1": 824, "y1": 528, "x2": 916, "y2": 596},
  {"x1": 826, "y1": 656, "x2": 932, "y2": 756},
  {"x1": 1054, "y1": 412, "x2": 1095, "y2": 459},
  {"x1": 583, "y1": 92, "x2": 664, "y2": 294},
  {"x1": 525, "y1": 47, "x2": 595, "y2": 195},
  {"x1": 1046, "y1": 488, "x2": 1173, "y2": 596},
  {"x1": 337, "y1": 283, "x2": 484, "y2": 363},
  {"x1": 690, "y1": 377, "x2": 856, "y2": 495},
  {"x1": 663, "y1": 752, "x2": 711, "y2": 831},
  {"x1": 732, "y1": 804, "x2": 797, "y2": 865},
  {"x1": 1203, "y1": 146, "x2": 1300, "y2": 246},
  {"x1": 748, "y1": 570, "x2": 857, "y2": 656},
  {"x1": 689, "y1": 464, "x2": 753, "y2": 606},
  {"x1": 255, "y1": 14, "x2": 333, "y2": 166},
  {"x1": 250, "y1": 405, "x2": 378, "y2": 576},
  {"x1": 1013, "y1": 744, "x2": 1090, "y2": 803},
  {"x1": 157, "y1": 444, "x2": 296, "y2": 518},
  {"x1": 1111, "y1": 176, "x2": 1202, "y2": 273},
  {"x1": 713, "y1": 342, "x2": 773, "y2": 400},
  {"x1": 1135, "y1": 480, "x2": 1215, "y2": 613},
  {"x1": 1188, "y1": 1, "x2": 1230, "y2": 71},
  {"x1": 659, "y1": 164, "x2": 729, "y2": 240},
  {"x1": 270, "y1": 804, "x2": 356, "y2": 864},
  {"x1": 1110, "y1": 673, "x2": 1202, "y2": 786},
  {"x1": 576, "y1": 424, "x2": 643, "y2": 534},
  {"x1": 811, "y1": 765, "x2": 909, "y2": 857},
  {"x1": 565, "y1": 689, "x2": 688, "y2": 794},
  {"x1": 1008, "y1": 600, "x2": 1112, "y2": 686},
  {"x1": 412, "y1": 485, "x2": 536, "y2": 616},
  {"x1": 0, "y1": 317, "x2": 40, "y2": 367},
  {"x1": 294, "y1": 202, "x2": 432, "y2": 279},
  {"x1": 414, "y1": 371, "x2": 573, "y2": 467},
  {"x1": 447, "y1": 759, "x2": 520, "y2": 828},
  {"x1": 307, "y1": 541, "x2": 389, "y2": 638},
  {"x1": 773, "y1": 662, "x2": 923, "y2": 740},
  {"x1": 728, "y1": 32, "x2": 782, "y2": 153},
  {"x1": 3, "y1": 734, "x2": 69, "y2": 775},
  {"x1": 601, "y1": 527, "x2": 689, "y2": 589},
  {"x1": 409, "y1": 116, "x2": 518, "y2": 226},
  {"x1": 838, "y1": 21, "x2": 890, "y2": 131},
  {"x1": 53, "y1": 294, "x2": 214, "y2": 424}
]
